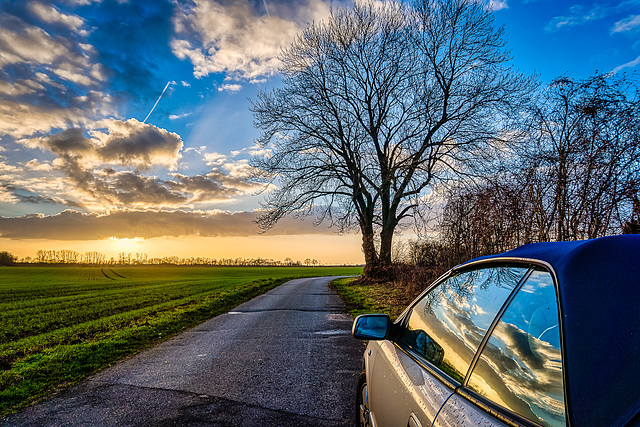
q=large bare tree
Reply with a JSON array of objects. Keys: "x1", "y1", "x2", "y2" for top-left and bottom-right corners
[{"x1": 251, "y1": 0, "x2": 531, "y2": 277}]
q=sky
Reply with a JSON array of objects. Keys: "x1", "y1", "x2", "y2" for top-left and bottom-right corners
[{"x1": 0, "y1": 0, "x2": 638, "y2": 264}]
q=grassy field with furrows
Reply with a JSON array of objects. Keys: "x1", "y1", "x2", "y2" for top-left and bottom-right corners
[{"x1": 0, "y1": 265, "x2": 362, "y2": 416}]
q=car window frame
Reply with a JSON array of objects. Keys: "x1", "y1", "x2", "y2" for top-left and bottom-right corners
[{"x1": 390, "y1": 258, "x2": 569, "y2": 427}]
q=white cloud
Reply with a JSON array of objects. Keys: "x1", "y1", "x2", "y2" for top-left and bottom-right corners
[
  {"x1": 169, "y1": 112, "x2": 193, "y2": 120},
  {"x1": 547, "y1": 1, "x2": 640, "y2": 32},
  {"x1": 612, "y1": 14, "x2": 640, "y2": 33},
  {"x1": 29, "y1": 2, "x2": 87, "y2": 35},
  {"x1": 487, "y1": 0, "x2": 508, "y2": 11},
  {"x1": 171, "y1": 0, "x2": 332, "y2": 81},
  {"x1": 218, "y1": 83, "x2": 243, "y2": 92},
  {"x1": 204, "y1": 152, "x2": 227, "y2": 166},
  {"x1": 546, "y1": 4, "x2": 608, "y2": 31},
  {"x1": 612, "y1": 54, "x2": 640, "y2": 73}
]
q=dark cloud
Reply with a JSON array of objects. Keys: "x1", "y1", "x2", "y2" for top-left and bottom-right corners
[
  {"x1": 171, "y1": 173, "x2": 224, "y2": 193},
  {"x1": 0, "y1": 209, "x2": 335, "y2": 240},
  {"x1": 111, "y1": 172, "x2": 189, "y2": 205},
  {"x1": 2, "y1": 184, "x2": 84, "y2": 208},
  {"x1": 35, "y1": 119, "x2": 183, "y2": 169},
  {"x1": 41, "y1": 128, "x2": 93, "y2": 154},
  {"x1": 170, "y1": 171, "x2": 260, "y2": 202},
  {"x1": 95, "y1": 119, "x2": 183, "y2": 169}
]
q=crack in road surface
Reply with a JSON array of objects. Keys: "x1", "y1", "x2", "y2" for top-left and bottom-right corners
[{"x1": 2, "y1": 276, "x2": 365, "y2": 426}]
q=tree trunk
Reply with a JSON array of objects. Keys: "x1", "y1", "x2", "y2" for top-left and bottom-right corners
[
  {"x1": 379, "y1": 223, "x2": 395, "y2": 268},
  {"x1": 361, "y1": 223, "x2": 379, "y2": 278}
]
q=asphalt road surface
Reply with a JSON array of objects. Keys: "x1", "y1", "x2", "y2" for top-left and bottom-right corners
[{"x1": 2, "y1": 276, "x2": 366, "y2": 426}]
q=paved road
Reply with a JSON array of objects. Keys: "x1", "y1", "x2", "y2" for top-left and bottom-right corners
[{"x1": 2, "y1": 277, "x2": 365, "y2": 426}]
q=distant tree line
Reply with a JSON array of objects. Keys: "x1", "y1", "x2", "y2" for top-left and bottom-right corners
[{"x1": 6, "y1": 250, "x2": 324, "y2": 267}]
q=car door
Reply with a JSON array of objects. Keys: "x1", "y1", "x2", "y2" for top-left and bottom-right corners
[
  {"x1": 367, "y1": 265, "x2": 531, "y2": 427},
  {"x1": 433, "y1": 268, "x2": 566, "y2": 427}
]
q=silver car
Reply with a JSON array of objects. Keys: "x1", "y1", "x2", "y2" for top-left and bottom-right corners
[{"x1": 352, "y1": 235, "x2": 640, "y2": 427}]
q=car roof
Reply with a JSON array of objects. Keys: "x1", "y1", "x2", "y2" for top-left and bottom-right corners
[{"x1": 468, "y1": 235, "x2": 640, "y2": 426}]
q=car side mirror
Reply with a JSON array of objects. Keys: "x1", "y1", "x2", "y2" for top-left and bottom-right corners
[{"x1": 352, "y1": 314, "x2": 391, "y2": 340}]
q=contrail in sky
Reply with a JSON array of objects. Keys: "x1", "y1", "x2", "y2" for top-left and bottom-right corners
[
  {"x1": 143, "y1": 81, "x2": 173, "y2": 123},
  {"x1": 262, "y1": 0, "x2": 271, "y2": 16}
]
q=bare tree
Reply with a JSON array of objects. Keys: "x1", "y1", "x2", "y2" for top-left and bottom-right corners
[
  {"x1": 251, "y1": 0, "x2": 531, "y2": 277},
  {"x1": 439, "y1": 179, "x2": 531, "y2": 263},
  {"x1": 520, "y1": 74, "x2": 640, "y2": 240}
]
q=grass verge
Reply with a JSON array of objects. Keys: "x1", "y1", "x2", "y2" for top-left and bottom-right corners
[{"x1": 331, "y1": 277, "x2": 412, "y2": 320}]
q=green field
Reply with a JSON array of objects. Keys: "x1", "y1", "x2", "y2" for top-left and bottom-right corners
[{"x1": 0, "y1": 265, "x2": 362, "y2": 415}]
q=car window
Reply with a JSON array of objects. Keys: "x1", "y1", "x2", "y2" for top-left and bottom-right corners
[
  {"x1": 467, "y1": 269, "x2": 565, "y2": 427},
  {"x1": 397, "y1": 266, "x2": 529, "y2": 383}
]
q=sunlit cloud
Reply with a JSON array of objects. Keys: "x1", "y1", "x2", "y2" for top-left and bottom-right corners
[
  {"x1": 28, "y1": 2, "x2": 87, "y2": 35},
  {"x1": 92, "y1": 119, "x2": 184, "y2": 169},
  {"x1": 0, "y1": 10, "x2": 115, "y2": 139},
  {"x1": 24, "y1": 119, "x2": 184, "y2": 171},
  {"x1": 204, "y1": 152, "x2": 228, "y2": 166},
  {"x1": 6, "y1": 118, "x2": 264, "y2": 212},
  {"x1": 25, "y1": 159, "x2": 53, "y2": 172},
  {"x1": 170, "y1": 0, "x2": 332, "y2": 81}
]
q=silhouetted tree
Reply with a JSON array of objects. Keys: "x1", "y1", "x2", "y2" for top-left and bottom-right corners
[
  {"x1": 0, "y1": 251, "x2": 17, "y2": 266},
  {"x1": 252, "y1": 0, "x2": 531, "y2": 278}
]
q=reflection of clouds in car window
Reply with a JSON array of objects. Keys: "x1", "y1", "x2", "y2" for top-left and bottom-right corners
[
  {"x1": 405, "y1": 266, "x2": 528, "y2": 382},
  {"x1": 473, "y1": 323, "x2": 564, "y2": 425},
  {"x1": 468, "y1": 271, "x2": 564, "y2": 427}
]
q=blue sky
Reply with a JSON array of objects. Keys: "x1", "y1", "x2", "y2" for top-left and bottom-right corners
[{"x1": 0, "y1": 0, "x2": 638, "y2": 262}]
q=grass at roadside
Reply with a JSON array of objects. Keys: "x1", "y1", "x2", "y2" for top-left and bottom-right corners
[
  {"x1": 0, "y1": 266, "x2": 362, "y2": 416},
  {"x1": 332, "y1": 276, "x2": 414, "y2": 320}
]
